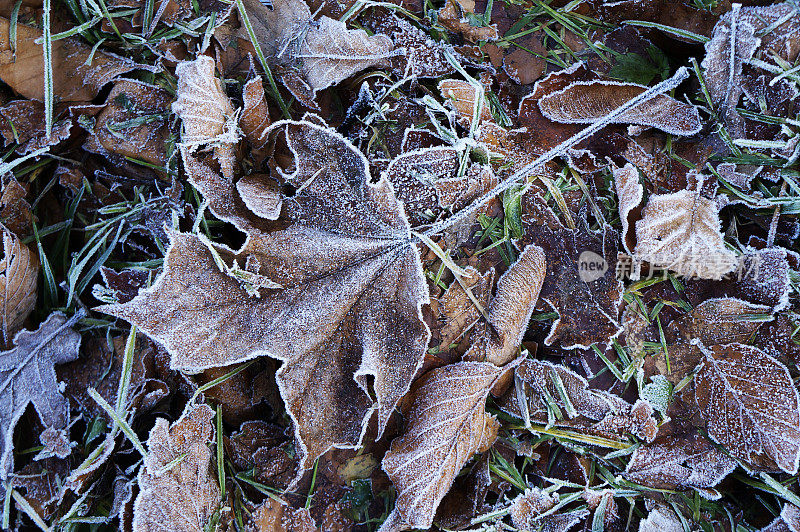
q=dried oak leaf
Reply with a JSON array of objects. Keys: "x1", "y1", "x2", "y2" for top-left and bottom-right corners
[
  {"x1": 0, "y1": 312, "x2": 81, "y2": 479},
  {"x1": 518, "y1": 194, "x2": 624, "y2": 349},
  {"x1": 509, "y1": 487, "x2": 589, "y2": 532},
  {"x1": 133, "y1": 404, "x2": 221, "y2": 532},
  {"x1": 172, "y1": 56, "x2": 238, "y2": 180},
  {"x1": 625, "y1": 432, "x2": 737, "y2": 492},
  {"x1": 100, "y1": 120, "x2": 430, "y2": 480},
  {"x1": 634, "y1": 189, "x2": 738, "y2": 280},
  {"x1": 694, "y1": 341, "x2": 800, "y2": 473},
  {"x1": 537, "y1": 80, "x2": 702, "y2": 136},
  {"x1": 0, "y1": 17, "x2": 156, "y2": 101},
  {"x1": 1, "y1": 229, "x2": 38, "y2": 346},
  {"x1": 380, "y1": 359, "x2": 521, "y2": 531},
  {"x1": 243, "y1": 0, "x2": 396, "y2": 106},
  {"x1": 500, "y1": 359, "x2": 658, "y2": 443},
  {"x1": 245, "y1": 498, "x2": 316, "y2": 532}
]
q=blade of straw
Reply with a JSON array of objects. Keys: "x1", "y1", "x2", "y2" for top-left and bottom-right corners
[{"x1": 421, "y1": 66, "x2": 691, "y2": 238}]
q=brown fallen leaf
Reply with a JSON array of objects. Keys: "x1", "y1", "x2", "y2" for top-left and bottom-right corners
[
  {"x1": 684, "y1": 247, "x2": 793, "y2": 313},
  {"x1": 466, "y1": 245, "x2": 547, "y2": 366},
  {"x1": 228, "y1": 421, "x2": 298, "y2": 491},
  {"x1": 246, "y1": 498, "x2": 316, "y2": 531},
  {"x1": 695, "y1": 341, "x2": 800, "y2": 473},
  {"x1": 235, "y1": 174, "x2": 282, "y2": 220},
  {"x1": 243, "y1": 0, "x2": 396, "y2": 105},
  {"x1": 762, "y1": 504, "x2": 800, "y2": 532},
  {"x1": 133, "y1": 404, "x2": 221, "y2": 532},
  {"x1": 172, "y1": 56, "x2": 238, "y2": 180},
  {"x1": 435, "y1": 455, "x2": 491, "y2": 530},
  {"x1": 509, "y1": 487, "x2": 589, "y2": 532},
  {"x1": 0, "y1": 177, "x2": 35, "y2": 239},
  {"x1": 100, "y1": 120, "x2": 430, "y2": 481},
  {"x1": 438, "y1": 79, "x2": 492, "y2": 125},
  {"x1": 502, "y1": 35, "x2": 547, "y2": 86},
  {"x1": 634, "y1": 189, "x2": 738, "y2": 280},
  {"x1": 383, "y1": 146, "x2": 496, "y2": 228},
  {"x1": 518, "y1": 194, "x2": 624, "y2": 349},
  {"x1": 638, "y1": 505, "x2": 684, "y2": 532},
  {"x1": 373, "y1": 15, "x2": 459, "y2": 79},
  {"x1": 501, "y1": 359, "x2": 658, "y2": 443},
  {"x1": 625, "y1": 432, "x2": 737, "y2": 492},
  {"x1": 90, "y1": 80, "x2": 172, "y2": 167},
  {"x1": 435, "y1": 266, "x2": 495, "y2": 352},
  {"x1": 613, "y1": 162, "x2": 643, "y2": 255},
  {"x1": 701, "y1": 3, "x2": 800, "y2": 137},
  {"x1": 537, "y1": 80, "x2": 702, "y2": 136},
  {"x1": 10, "y1": 457, "x2": 70, "y2": 520},
  {"x1": 0, "y1": 17, "x2": 156, "y2": 101},
  {"x1": 665, "y1": 297, "x2": 770, "y2": 347},
  {"x1": 437, "y1": 0, "x2": 499, "y2": 42},
  {"x1": 0, "y1": 100, "x2": 71, "y2": 154},
  {"x1": 0, "y1": 312, "x2": 81, "y2": 479},
  {"x1": 239, "y1": 76, "x2": 272, "y2": 162},
  {"x1": 384, "y1": 146, "x2": 460, "y2": 227},
  {"x1": 1, "y1": 229, "x2": 38, "y2": 345},
  {"x1": 380, "y1": 358, "x2": 521, "y2": 531}
]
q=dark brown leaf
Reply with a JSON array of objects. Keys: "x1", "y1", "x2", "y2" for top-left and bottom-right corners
[
  {"x1": 518, "y1": 194, "x2": 624, "y2": 349},
  {"x1": 1, "y1": 229, "x2": 38, "y2": 346},
  {"x1": 100, "y1": 120, "x2": 430, "y2": 481},
  {"x1": 380, "y1": 358, "x2": 521, "y2": 531},
  {"x1": 625, "y1": 432, "x2": 737, "y2": 491},
  {"x1": 695, "y1": 341, "x2": 800, "y2": 473}
]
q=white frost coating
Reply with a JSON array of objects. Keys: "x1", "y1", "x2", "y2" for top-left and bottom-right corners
[
  {"x1": 634, "y1": 189, "x2": 738, "y2": 280},
  {"x1": 423, "y1": 67, "x2": 691, "y2": 238},
  {"x1": 695, "y1": 340, "x2": 800, "y2": 474},
  {"x1": 102, "y1": 120, "x2": 431, "y2": 489},
  {"x1": 0, "y1": 310, "x2": 83, "y2": 480}
]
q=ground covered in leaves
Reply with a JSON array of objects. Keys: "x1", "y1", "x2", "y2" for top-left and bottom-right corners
[{"x1": 3, "y1": 0, "x2": 800, "y2": 530}]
